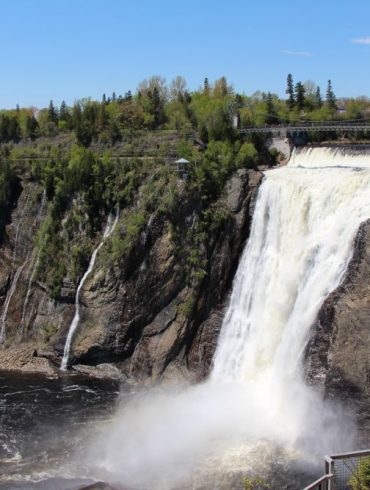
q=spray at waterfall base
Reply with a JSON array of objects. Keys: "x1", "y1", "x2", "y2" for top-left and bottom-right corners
[{"x1": 84, "y1": 147, "x2": 370, "y2": 488}]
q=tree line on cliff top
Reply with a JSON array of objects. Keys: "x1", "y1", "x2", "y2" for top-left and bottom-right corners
[{"x1": 0, "y1": 75, "x2": 369, "y2": 147}]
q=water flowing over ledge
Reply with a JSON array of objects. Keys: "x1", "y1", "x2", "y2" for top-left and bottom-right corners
[
  {"x1": 89, "y1": 147, "x2": 370, "y2": 489},
  {"x1": 61, "y1": 209, "x2": 120, "y2": 370},
  {"x1": 289, "y1": 145, "x2": 370, "y2": 168}
]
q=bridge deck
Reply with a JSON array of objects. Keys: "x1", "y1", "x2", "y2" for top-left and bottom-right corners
[{"x1": 240, "y1": 125, "x2": 370, "y2": 134}]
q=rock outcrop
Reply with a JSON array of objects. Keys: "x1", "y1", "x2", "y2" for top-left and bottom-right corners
[
  {"x1": 305, "y1": 219, "x2": 370, "y2": 436},
  {"x1": 0, "y1": 169, "x2": 263, "y2": 381}
]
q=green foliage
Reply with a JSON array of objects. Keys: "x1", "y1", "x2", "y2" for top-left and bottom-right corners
[
  {"x1": 243, "y1": 476, "x2": 270, "y2": 490},
  {"x1": 177, "y1": 296, "x2": 196, "y2": 316},
  {"x1": 0, "y1": 154, "x2": 17, "y2": 232},
  {"x1": 326, "y1": 79, "x2": 337, "y2": 111},
  {"x1": 349, "y1": 457, "x2": 370, "y2": 490},
  {"x1": 236, "y1": 143, "x2": 258, "y2": 169}
]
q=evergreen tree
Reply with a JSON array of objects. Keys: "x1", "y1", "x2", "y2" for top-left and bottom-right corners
[
  {"x1": 149, "y1": 87, "x2": 165, "y2": 128},
  {"x1": 8, "y1": 117, "x2": 21, "y2": 142},
  {"x1": 102, "y1": 93, "x2": 107, "y2": 105},
  {"x1": 203, "y1": 77, "x2": 209, "y2": 96},
  {"x1": 25, "y1": 115, "x2": 39, "y2": 140},
  {"x1": 286, "y1": 74, "x2": 295, "y2": 109},
  {"x1": 112, "y1": 92, "x2": 117, "y2": 102},
  {"x1": 124, "y1": 90, "x2": 132, "y2": 101},
  {"x1": 315, "y1": 87, "x2": 322, "y2": 109},
  {"x1": 235, "y1": 94, "x2": 244, "y2": 108},
  {"x1": 59, "y1": 101, "x2": 71, "y2": 126},
  {"x1": 48, "y1": 100, "x2": 58, "y2": 124},
  {"x1": 295, "y1": 82, "x2": 306, "y2": 111},
  {"x1": 326, "y1": 80, "x2": 337, "y2": 110}
]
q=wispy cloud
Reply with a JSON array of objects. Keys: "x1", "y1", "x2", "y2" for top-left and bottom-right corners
[
  {"x1": 283, "y1": 50, "x2": 312, "y2": 57},
  {"x1": 351, "y1": 37, "x2": 370, "y2": 45}
]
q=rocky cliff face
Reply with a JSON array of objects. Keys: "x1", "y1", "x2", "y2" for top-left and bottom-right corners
[
  {"x1": 0, "y1": 169, "x2": 263, "y2": 382},
  {"x1": 305, "y1": 219, "x2": 370, "y2": 440}
]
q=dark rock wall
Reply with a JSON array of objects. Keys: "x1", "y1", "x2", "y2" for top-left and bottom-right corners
[
  {"x1": 305, "y1": 220, "x2": 370, "y2": 404},
  {"x1": 0, "y1": 170, "x2": 263, "y2": 382}
]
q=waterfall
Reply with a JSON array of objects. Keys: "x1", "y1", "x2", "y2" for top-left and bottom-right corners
[
  {"x1": 19, "y1": 254, "x2": 40, "y2": 338},
  {"x1": 212, "y1": 148, "x2": 370, "y2": 383},
  {"x1": 12, "y1": 191, "x2": 30, "y2": 266},
  {"x1": 61, "y1": 210, "x2": 119, "y2": 370},
  {"x1": 33, "y1": 189, "x2": 46, "y2": 227},
  {"x1": 19, "y1": 190, "x2": 48, "y2": 337},
  {"x1": 0, "y1": 260, "x2": 28, "y2": 344},
  {"x1": 91, "y1": 149, "x2": 370, "y2": 488}
]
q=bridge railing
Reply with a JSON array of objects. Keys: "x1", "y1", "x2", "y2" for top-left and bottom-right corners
[{"x1": 239, "y1": 122, "x2": 370, "y2": 134}]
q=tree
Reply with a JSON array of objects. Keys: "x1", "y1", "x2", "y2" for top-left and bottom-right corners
[
  {"x1": 170, "y1": 76, "x2": 187, "y2": 101},
  {"x1": 236, "y1": 143, "x2": 258, "y2": 169},
  {"x1": 295, "y1": 82, "x2": 306, "y2": 111},
  {"x1": 265, "y1": 92, "x2": 278, "y2": 124},
  {"x1": 315, "y1": 87, "x2": 322, "y2": 109},
  {"x1": 25, "y1": 114, "x2": 39, "y2": 140},
  {"x1": 48, "y1": 100, "x2": 58, "y2": 124},
  {"x1": 213, "y1": 77, "x2": 229, "y2": 97},
  {"x1": 203, "y1": 77, "x2": 210, "y2": 96},
  {"x1": 286, "y1": 74, "x2": 295, "y2": 109},
  {"x1": 326, "y1": 80, "x2": 337, "y2": 110}
]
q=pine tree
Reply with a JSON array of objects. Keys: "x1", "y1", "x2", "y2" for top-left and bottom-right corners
[
  {"x1": 203, "y1": 77, "x2": 209, "y2": 96},
  {"x1": 295, "y1": 82, "x2": 306, "y2": 111},
  {"x1": 25, "y1": 115, "x2": 39, "y2": 140},
  {"x1": 286, "y1": 74, "x2": 295, "y2": 109},
  {"x1": 315, "y1": 87, "x2": 322, "y2": 109},
  {"x1": 326, "y1": 80, "x2": 337, "y2": 110},
  {"x1": 48, "y1": 100, "x2": 58, "y2": 123},
  {"x1": 59, "y1": 101, "x2": 70, "y2": 122},
  {"x1": 124, "y1": 90, "x2": 132, "y2": 101}
]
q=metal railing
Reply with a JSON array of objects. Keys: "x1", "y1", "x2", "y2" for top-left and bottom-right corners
[
  {"x1": 240, "y1": 124, "x2": 370, "y2": 134},
  {"x1": 304, "y1": 449, "x2": 370, "y2": 490},
  {"x1": 303, "y1": 474, "x2": 333, "y2": 490}
]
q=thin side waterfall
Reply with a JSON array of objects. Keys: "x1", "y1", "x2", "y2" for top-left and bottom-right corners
[
  {"x1": 91, "y1": 148, "x2": 370, "y2": 489},
  {"x1": 19, "y1": 254, "x2": 40, "y2": 338},
  {"x1": 0, "y1": 259, "x2": 28, "y2": 344},
  {"x1": 12, "y1": 191, "x2": 30, "y2": 266},
  {"x1": 19, "y1": 190, "x2": 48, "y2": 337},
  {"x1": 61, "y1": 210, "x2": 119, "y2": 370}
]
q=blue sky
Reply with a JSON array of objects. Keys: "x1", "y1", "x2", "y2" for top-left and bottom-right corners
[{"x1": 1, "y1": 0, "x2": 370, "y2": 109}]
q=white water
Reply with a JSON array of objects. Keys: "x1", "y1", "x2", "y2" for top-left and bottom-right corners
[
  {"x1": 12, "y1": 191, "x2": 30, "y2": 266},
  {"x1": 19, "y1": 254, "x2": 40, "y2": 338},
  {"x1": 289, "y1": 146, "x2": 370, "y2": 168},
  {"x1": 61, "y1": 210, "x2": 119, "y2": 370},
  {"x1": 19, "y1": 191, "x2": 48, "y2": 337},
  {"x1": 0, "y1": 260, "x2": 28, "y2": 344},
  {"x1": 90, "y1": 148, "x2": 370, "y2": 489}
]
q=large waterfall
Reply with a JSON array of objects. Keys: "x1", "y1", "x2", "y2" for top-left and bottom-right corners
[
  {"x1": 212, "y1": 148, "x2": 370, "y2": 382},
  {"x1": 91, "y1": 148, "x2": 370, "y2": 489}
]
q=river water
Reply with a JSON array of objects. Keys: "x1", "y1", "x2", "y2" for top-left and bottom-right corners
[{"x1": 0, "y1": 371, "x2": 122, "y2": 489}]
